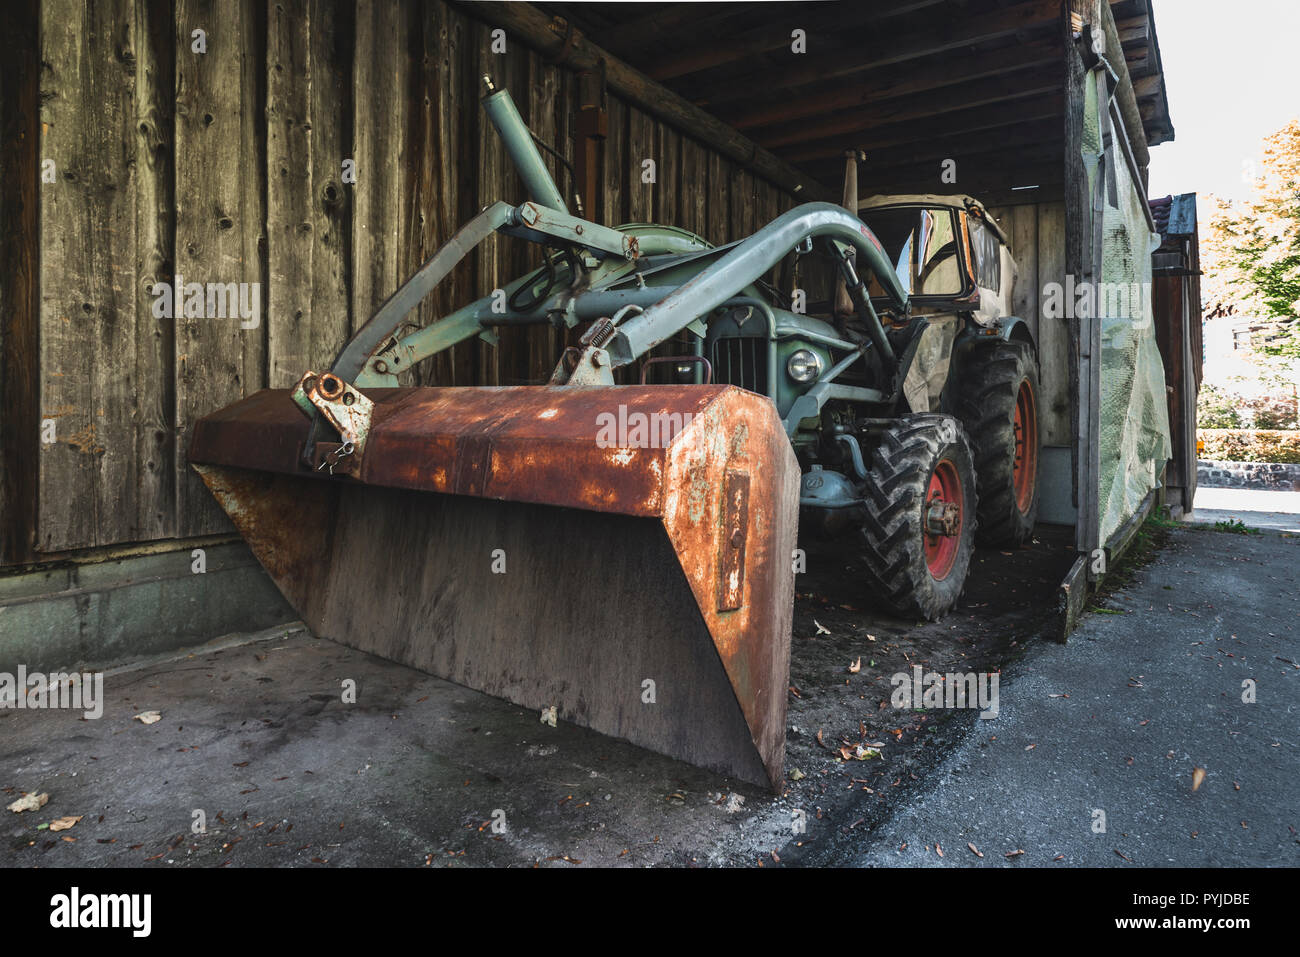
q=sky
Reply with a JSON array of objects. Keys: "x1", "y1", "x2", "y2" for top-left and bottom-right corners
[{"x1": 1145, "y1": 0, "x2": 1300, "y2": 202}]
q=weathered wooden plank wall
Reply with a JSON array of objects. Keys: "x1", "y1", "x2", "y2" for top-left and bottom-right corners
[
  {"x1": 988, "y1": 200, "x2": 1071, "y2": 448},
  {"x1": 19, "y1": 0, "x2": 803, "y2": 560},
  {"x1": 173, "y1": 0, "x2": 267, "y2": 537},
  {"x1": 0, "y1": 0, "x2": 41, "y2": 564}
]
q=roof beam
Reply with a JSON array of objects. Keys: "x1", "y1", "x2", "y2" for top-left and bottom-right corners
[
  {"x1": 646, "y1": 0, "x2": 950, "y2": 82},
  {"x1": 778, "y1": 93, "x2": 1065, "y2": 165},
  {"x1": 591, "y1": 3, "x2": 741, "y2": 51},
  {"x1": 799, "y1": 118, "x2": 1062, "y2": 180},
  {"x1": 688, "y1": 0, "x2": 1062, "y2": 109},
  {"x1": 724, "y1": 38, "x2": 1059, "y2": 132},
  {"x1": 846, "y1": 142, "x2": 1062, "y2": 188},
  {"x1": 456, "y1": 1, "x2": 829, "y2": 198},
  {"x1": 755, "y1": 68, "x2": 1061, "y2": 150}
]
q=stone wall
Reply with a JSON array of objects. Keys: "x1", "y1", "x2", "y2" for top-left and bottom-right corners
[{"x1": 1197, "y1": 460, "x2": 1300, "y2": 491}]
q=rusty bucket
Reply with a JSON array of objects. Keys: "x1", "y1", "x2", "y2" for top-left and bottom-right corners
[{"x1": 190, "y1": 384, "x2": 799, "y2": 790}]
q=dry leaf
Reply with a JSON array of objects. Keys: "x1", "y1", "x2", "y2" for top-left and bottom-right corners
[
  {"x1": 1005, "y1": 849, "x2": 1025, "y2": 858},
  {"x1": 539, "y1": 705, "x2": 557, "y2": 728},
  {"x1": 813, "y1": 619, "x2": 831, "y2": 636},
  {"x1": 848, "y1": 657, "x2": 861, "y2": 674},
  {"x1": 1192, "y1": 767, "x2": 1206, "y2": 791},
  {"x1": 935, "y1": 843, "x2": 944, "y2": 858},
  {"x1": 788, "y1": 768, "x2": 805, "y2": 781},
  {"x1": 7, "y1": 792, "x2": 49, "y2": 814},
  {"x1": 968, "y1": 842, "x2": 983, "y2": 858},
  {"x1": 49, "y1": 815, "x2": 82, "y2": 832},
  {"x1": 134, "y1": 711, "x2": 162, "y2": 725}
]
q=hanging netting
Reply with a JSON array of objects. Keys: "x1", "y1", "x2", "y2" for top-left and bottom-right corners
[{"x1": 1092, "y1": 72, "x2": 1172, "y2": 544}]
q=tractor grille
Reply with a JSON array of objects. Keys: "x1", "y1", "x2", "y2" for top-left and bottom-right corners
[{"x1": 710, "y1": 337, "x2": 769, "y2": 396}]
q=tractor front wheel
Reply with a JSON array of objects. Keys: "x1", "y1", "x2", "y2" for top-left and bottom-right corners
[{"x1": 859, "y1": 415, "x2": 978, "y2": 620}]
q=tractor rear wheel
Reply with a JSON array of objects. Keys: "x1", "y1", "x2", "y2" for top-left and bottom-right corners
[
  {"x1": 958, "y1": 340, "x2": 1040, "y2": 547},
  {"x1": 858, "y1": 415, "x2": 977, "y2": 620}
]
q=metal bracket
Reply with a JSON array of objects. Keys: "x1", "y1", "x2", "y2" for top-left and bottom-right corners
[
  {"x1": 553, "y1": 316, "x2": 619, "y2": 386},
  {"x1": 503, "y1": 202, "x2": 638, "y2": 261},
  {"x1": 292, "y1": 371, "x2": 374, "y2": 477}
]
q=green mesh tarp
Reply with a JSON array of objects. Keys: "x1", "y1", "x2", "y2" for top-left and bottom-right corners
[{"x1": 1088, "y1": 69, "x2": 1172, "y2": 543}]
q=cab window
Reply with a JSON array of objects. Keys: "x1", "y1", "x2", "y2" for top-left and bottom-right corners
[
  {"x1": 862, "y1": 206, "x2": 965, "y2": 298},
  {"x1": 967, "y1": 217, "x2": 1001, "y2": 290}
]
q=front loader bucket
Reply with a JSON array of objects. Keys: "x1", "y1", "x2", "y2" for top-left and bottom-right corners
[{"x1": 189, "y1": 385, "x2": 799, "y2": 790}]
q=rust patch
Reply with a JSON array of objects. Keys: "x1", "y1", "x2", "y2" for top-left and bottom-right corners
[{"x1": 717, "y1": 470, "x2": 750, "y2": 612}]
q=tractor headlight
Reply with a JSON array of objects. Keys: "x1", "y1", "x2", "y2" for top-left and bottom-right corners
[{"x1": 786, "y1": 349, "x2": 822, "y2": 383}]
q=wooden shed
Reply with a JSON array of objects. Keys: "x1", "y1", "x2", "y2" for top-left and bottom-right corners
[
  {"x1": 1149, "y1": 192, "x2": 1202, "y2": 519},
  {"x1": 0, "y1": 0, "x2": 1181, "y2": 658}
]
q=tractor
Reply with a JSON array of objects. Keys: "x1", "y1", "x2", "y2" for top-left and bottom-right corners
[{"x1": 188, "y1": 80, "x2": 1040, "y2": 789}]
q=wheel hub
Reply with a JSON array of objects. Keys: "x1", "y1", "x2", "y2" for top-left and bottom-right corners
[
  {"x1": 924, "y1": 499, "x2": 960, "y2": 536},
  {"x1": 923, "y1": 459, "x2": 964, "y2": 580}
]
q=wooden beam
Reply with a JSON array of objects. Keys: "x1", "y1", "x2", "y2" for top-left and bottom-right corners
[
  {"x1": 755, "y1": 68, "x2": 1061, "y2": 150},
  {"x1": 725, "y1": 38, "x2": 1059, "y2": 133},
  {"x1": 456, "y1": 1, "x2": 828, "y2": 198},
  {"x1": 647, "y1": 0, "x2": 951, "y2": 82},
  {"x1": 856, "y1": 163, "x2": 1065, "y2": 202},
  {"x1": 690, "y1": 0, "x2": 1063, "y2": 109},
  {"x1": 1066, "y1": 0, "x2": 1096, "y2": 552},
  {"x1": 777, "y1": 93, "x2": 1065, "y2": 165},
  {"x1": 0, "y1": 0, "x2": 39, "y2": 563},
  {"x1": 814, "y1": 144, "x2": 1062, "y2": 200},
  {"x1": 1132, "y1": 74, "x2": 1162, "y2": 99},
  {"x1": 1115, "y1": 16, "x2": 1149, "y2": 44},
  {"x1": 592, "y1": 3, "x2": 741, "y2": 53},
  {"x1": 1097, "y1": 0, "x2": 1150, "y2": 170},
  {"x1": 799, "y1": 118, "x2": 1062, "y2": 182}
]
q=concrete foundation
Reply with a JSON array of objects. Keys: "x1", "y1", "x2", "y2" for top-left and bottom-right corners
[{"x1": 0, "y1": 541, "x2": 296, "y2": 674}]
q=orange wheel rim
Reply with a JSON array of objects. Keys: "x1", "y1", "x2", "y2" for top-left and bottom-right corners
[
  {"x1": 923, "y1": 459, "x2": 964, "y2": 580},
  {"x1": 1013, "y1": 379, "x2": 1038, "y2": 513}
]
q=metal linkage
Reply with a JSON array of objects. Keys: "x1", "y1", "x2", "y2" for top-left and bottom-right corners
[{"x1": 576, "y1": 202, "x2": 908, "y2": 372}]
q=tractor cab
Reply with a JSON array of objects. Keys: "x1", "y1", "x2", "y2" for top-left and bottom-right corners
[{"x1": 858, "y1": 194, "x2": 1018, "y2": 329}]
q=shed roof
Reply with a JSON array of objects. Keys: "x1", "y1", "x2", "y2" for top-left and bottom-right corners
[
  {"x1": 540, "y1": 0, "x2": 1174, "y2": 204},
  {"x1": 1149, "y1": 192, "x2": 1197, "y2": 251}
]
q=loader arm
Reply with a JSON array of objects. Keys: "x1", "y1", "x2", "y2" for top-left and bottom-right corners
[
  {"x1": 331, "y1": 201, "x2": 517, "y2": 383},
  {"x1": 609, "y1": 202, "x2": 907, "y2": 366}
]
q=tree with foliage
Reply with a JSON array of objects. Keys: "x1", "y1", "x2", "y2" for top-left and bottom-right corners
[
  {"x1": 1203, "y1": 119, "x2": 1300, "y2": 358},
  {"x1": 1196, "y1": 383, "x2": 1242, "y2": 429}
]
